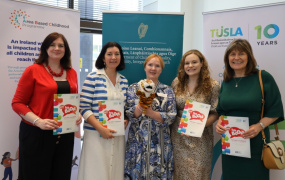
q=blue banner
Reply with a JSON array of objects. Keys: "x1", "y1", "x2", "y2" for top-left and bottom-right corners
[{"x1": 103, "y1": 12, "x2": 184, "y2": 86}]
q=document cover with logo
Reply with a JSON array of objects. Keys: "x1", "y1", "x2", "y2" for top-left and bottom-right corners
[
  {"x1": 98, "y1": 100, "x2": 125, "y2": 136},
  {"x1": 221, "y1": 116, "x2": 251, "y2": 158},
  {"x1": 53, "y1": 94, "x2": 79, "y2": 135},
  {"x1": 177, "y1": 100, "x2": 211, "y2": 137}
]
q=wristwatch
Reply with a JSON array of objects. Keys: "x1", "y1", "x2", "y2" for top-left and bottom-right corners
[{"x1": 259, "y1": 122, "x2": 265, "y2": 129}]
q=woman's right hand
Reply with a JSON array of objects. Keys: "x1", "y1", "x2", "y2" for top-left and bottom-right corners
[
  {"x1": 97, "y1": 127, "x2": 116, "y2": 139},
  {"x1": 134, "y1": 104, "x2": 143, "y2": 118},
  {"x1": 34, "y1": 118, "x2": 59, "y2": 130},
  {"x1": 215, "y1": 116, "x2": 227, "y2": 135}
]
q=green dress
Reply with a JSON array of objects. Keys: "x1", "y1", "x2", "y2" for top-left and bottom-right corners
[{"x1": 216, "y1": 70, "x2": 284, "y2": 180}]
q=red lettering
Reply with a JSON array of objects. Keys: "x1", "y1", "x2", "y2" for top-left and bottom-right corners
[
  {"x1": 188, "y1": 110, "x2": 205, "y2": 122},
  {"x1": 104, "y1": 110, "x2": 121, "y2": 121},
  {"x1": 60, "y1": 104, "x2": 77, "y2": 116},
  {"x1": 229, "y1": 127, "x2": 245, "y2": 138}
]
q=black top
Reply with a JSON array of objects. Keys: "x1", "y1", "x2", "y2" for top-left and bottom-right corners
[{"x1": 56, "y1": 81, "x2": 70, "y2": 94}]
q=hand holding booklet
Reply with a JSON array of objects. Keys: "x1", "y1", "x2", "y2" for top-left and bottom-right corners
[
  {"x1": 53, "y1": 94, "x2": 79, "y2": 135},
  {"x1": 98, "y1": 100, "x2": 125, "y2": 136},
  {"x1": 177, "y1": 100, "x2": 211, "y2": 137},
  {"x1": 221, "y1": 115, "x2": 251, "y2": 158}
]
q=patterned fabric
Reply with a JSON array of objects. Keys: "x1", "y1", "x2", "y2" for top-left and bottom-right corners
[
  {"x1": 170, "y1": 77, "x2": 220, "y2": 180},
  {"x1": 80, "y1": 68, "x2": 128, "y2": 130},
  {"x1": 125, "y1": 82, "x2": 177, "y2": 180}
]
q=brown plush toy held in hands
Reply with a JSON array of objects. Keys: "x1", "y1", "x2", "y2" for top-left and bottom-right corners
[{"x1": 136, "y1": 79, "x2": 157, "y2": 116}]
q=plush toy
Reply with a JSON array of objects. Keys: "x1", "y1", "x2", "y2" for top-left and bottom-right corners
[{"x1": 136, "y1": 79, "x2": 157, "y2": 116}]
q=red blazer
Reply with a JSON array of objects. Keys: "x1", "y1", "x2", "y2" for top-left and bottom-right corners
[{"x1": 12, "y1": 64, "x2": 78, "y2": 125}]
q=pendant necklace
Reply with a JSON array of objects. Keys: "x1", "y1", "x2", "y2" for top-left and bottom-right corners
[{"x1": 233, "y1": 77, "x2": 242, "y2": 88}]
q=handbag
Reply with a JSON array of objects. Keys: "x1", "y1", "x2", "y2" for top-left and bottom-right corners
[{"x1": 259, "y1": 70, "x2": 285, "y2": 169}]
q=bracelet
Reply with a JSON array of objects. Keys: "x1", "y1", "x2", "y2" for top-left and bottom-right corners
[
  {"x1": 259, "y1": 122, "x2": 265, "y2": 129},
  {"x1": 33, "y1": 117, "x2": 40, "y2": 126}
]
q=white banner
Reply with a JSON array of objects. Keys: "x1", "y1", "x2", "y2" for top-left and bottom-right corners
[
  {"x1": 203, "y1": 3, "x2": 285, "y2": 180},
  {"x1": 0, "y1": 0, "x2": 80, "y2": 179}
]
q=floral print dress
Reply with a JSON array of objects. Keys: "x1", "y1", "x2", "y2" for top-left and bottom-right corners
[
  {"x1": 124, "y1": 82, "x2": 177, "y2": 180},
  {"x1": 171, "y1": 78, "x2": 220, "y2": 180}
]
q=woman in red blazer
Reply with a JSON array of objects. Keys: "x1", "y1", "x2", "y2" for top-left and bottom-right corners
[{"x1": 12, "y1": 32, "x2": 81, "y2": 180}]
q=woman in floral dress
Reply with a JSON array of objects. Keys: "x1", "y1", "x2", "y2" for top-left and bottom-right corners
[
  {"x1": 125, "y1": 54, "x2": 177, "y2": 180},
  {"x1": 171, "y1": 49, "x2": 220, "y2": 180}
]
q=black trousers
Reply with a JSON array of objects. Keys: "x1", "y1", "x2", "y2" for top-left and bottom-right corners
[{"x1": 18, "y1": 121, "x2": 74, "y2": 180}]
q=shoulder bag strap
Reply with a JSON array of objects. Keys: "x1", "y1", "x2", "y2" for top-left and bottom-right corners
[{"x1": 259, "y1": 70, "x2": 279, "y2": 142}]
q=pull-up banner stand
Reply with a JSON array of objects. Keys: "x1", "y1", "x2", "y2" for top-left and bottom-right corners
[
  {"x1": 203, "y1": 3, "x2": 285, "y2": 180},
  {"x1": 0, "y1": 0, "x2": 80, "y2": 179},
  {"x1": 102, "y1": 11, "x2": 184, "y2": 86}
]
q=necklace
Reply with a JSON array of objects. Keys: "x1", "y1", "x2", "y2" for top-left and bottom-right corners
[
  {"x1": 47, "y1": 65, "x2": 64, "y2": 77},
  {"x1": 233, "y1": 77, "x2": 242, "y2": 88}
]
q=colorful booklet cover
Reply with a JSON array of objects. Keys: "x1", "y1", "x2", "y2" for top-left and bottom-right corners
[
  {"x1": 53, "y1": 94, "x2": 79, "y2": 135},
  {"x1": 177, "y1": 100, "x2": 211, "y2": 137},
  {"x1": 98, "y1": 100, "x2": 125, "y2": 136},
  {"x1": 221, "y1": 115, "x2": 251, "y2": 158}
]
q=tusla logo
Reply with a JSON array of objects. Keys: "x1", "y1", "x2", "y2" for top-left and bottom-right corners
[
  {"x1": 229, "y1": 127, "x2": 245, "y2": 138},
  {"x1": 60, "y1": 104, "x2": 77, "y2": 116},
  {"x1": 104, "y1": 110, "x2": 121, "y2": 121},
  {"x1": 138, "y1": 23, "x2": 148, "y2": 39},
  {"x1": 9, "y1": 9, "x2": 30, "y2": 29},
  {"x1": 210, "y1": 26, "x2": 243, "y2": 38},
  {"x1": 188, "y1": 110, "x2": 205, "y2": 122}
]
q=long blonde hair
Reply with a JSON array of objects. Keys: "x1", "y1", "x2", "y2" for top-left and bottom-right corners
[{"x1": 175, "y1": 49, "x2": 212, "y2": 97}]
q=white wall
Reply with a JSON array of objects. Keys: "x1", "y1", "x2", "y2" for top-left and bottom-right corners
[
  {"x1": 144, "y1": 0, "x2": 180, "y2": 12},
  {"x1": 202, "y1": 0, "x2": 283, "y2": 11},
  {"x1": 157, "y1": 0, "x2": 180, "y2": 12},
  {"x1": 144, "y1": 0, "x2": 285, "y2": 53},
  {"x1": 143, "y1": 0, "x2": 158, "y2": 11}
]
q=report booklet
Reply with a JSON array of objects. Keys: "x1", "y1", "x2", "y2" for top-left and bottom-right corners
[
  {"x1": 53, "y1": 94, "x2": 79, "y2": 135},
  {"x1": 98, "y1": 100, "x2": 125, "y2": 136},
  {"x1": 221, "y1": 115, "x2": 251, "y2": 158},
  {"x1": 177, "y1": 100, "x2": 211, "y2": 137}
]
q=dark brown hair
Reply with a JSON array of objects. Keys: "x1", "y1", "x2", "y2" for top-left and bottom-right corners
[
  {"x1": 223, "y1": 39, "x2": 258, "y2": 81},
  {"x1": 34, "y1": 32, "x2": 71, "y2": 69},
  {"x1": 95, "y1": 42, "x2": 125, "y2": 71}
]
